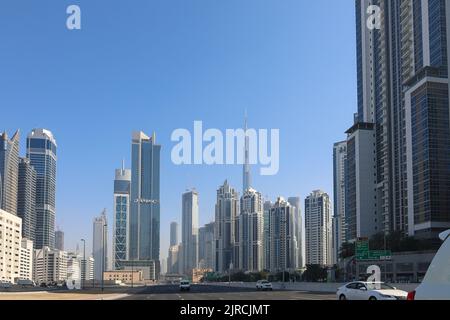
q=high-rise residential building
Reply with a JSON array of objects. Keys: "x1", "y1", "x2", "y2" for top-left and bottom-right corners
[
  {"x1": 267, "y1": 197, "x2": 296, "y2": 272},
  {"x1": 33, "y1": 247, "x2": 67, "y2": 284},
  {"x1": 55, "y1": 229, "x2": 64, "y2": 251},
  {"x1": 17, "y1": 157, "x2": 37, "y2": 243},
  {"x1": 353, "y1": 0, "x2": 450, "y2": 241},
  {"x1": 92, "y1": 210, "x2": 108, "y2": 281},
  {"x1": 237, "y1": 188, "x2": 264, "y2": 272},
  {"x1": 129, "y1": 131, "x2": 161, "y2": 270},
  {"x1": 20, "y1": 238, "x2": 34, "y2": 281},
  {"x1": 288, "y1": 197, "x2": 303, "y2": 269},
  {"x1": 181, "y1": 190, "x2": 199, "y2": 275},
  {"x1": 198, "y1": 222, "x2": 215, "y2": 270},
  {"x1": 67, "y1": 251, "x2": 82, "y2": 285},
  {"x1": 0, "y1": 209, "x2": 21, "y2": 283},
  {"x1": 243, "y1": 113, "x2": 251, "y2": 192},
  {"x1": 26, "y1": 129, "x2": 57, "y2": 249},
  {"x1": 167, "y1": 244, "x2": 181, "y2": 274},
  {"x1": 214, "y1": 180, "x2": 239, "y2": 273},
  {"x1": 113, "y1": 163, "x2": 131, "y2": 269},
  {"x1": 305, "y1": 190, "x2": 332, "y2": 266},
  {"x1": 0, "y1": 130, "x2": 20, "y2": 216},
  {"x1": 332, "y1": 141, "x2": 347, "y2": 263},
  {"x1": 170, "y1": 222, "x2": 179, "y2": 247},
  {"x1": 345, "y1": 123, "x2": 379, "y2": 242},
  {"x1": 263, "y1": 200, "x2": 273, "y2": 271}
]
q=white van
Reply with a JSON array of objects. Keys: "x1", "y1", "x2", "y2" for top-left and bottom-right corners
[{"x1": 408, "y1": 230, "x2": 450, "y2": 300}]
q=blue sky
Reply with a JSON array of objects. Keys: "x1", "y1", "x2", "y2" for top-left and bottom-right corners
[{"x1": 0, "y1": 0, "x2": 356, "y2": 260}]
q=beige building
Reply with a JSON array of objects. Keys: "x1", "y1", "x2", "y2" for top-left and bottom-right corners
[
  {"x1": 192, "y1": 268, "x2": 213, "y2": 284},
  {"x1": 103, "y1": 270, "x2": 143, "y2": 284},
  {"x1": 33, "y1": 247, "x2": 67, "y2": 284},
  {"x1": 0, "y1": 209, "x2": 22, "y2": 283},
  {"x1": 20, "y1": 238, "x2": 33, "y2": 281}
]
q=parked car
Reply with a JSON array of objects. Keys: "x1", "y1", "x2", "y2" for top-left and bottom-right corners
[
  {"x1": 0, "y1": 281, "x2": 12, "y2": 289},
  {"x1": 180, "y1": 280, "x2": 191, "y2": 291},
  {"x1": 337, "y1": 281, "x2": 408, "y2": 300},
  {"x1": 408, "y1": 229, "x2": 450, "y2": 300},
  {"x1": 17, "y1": 279, "x2": 36, "y2": 288},
  {"x1": 256, "y1": 280, "x2": 273, "y2": 291}
]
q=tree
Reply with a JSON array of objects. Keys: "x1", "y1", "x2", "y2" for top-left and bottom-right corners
[{"x1": 302, "y1": 265, "x2": 327, "y2": 282}]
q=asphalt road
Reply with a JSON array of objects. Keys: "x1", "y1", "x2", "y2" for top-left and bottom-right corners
[{"x1": 121, "y1": 284, "x2": 336, "y2": 300}]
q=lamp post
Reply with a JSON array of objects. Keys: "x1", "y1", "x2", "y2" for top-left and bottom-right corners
[{"x1": 81, "y1": 239, "x2": 86, "y2": 290}]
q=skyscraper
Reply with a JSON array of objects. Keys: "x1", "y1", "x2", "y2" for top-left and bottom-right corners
[
  {"x1": 181, "y1": 190, "x2": 199, "y2": 275},
  {"x1": 26, "y1": 129, "x2": 57, "y2": 249},
  {"x1": 17, "y1": 157, "x2": 37, "y2": 243},
  {"x1": 129, "y1": 131, "x2": 161, "y2": 266},
  {"x1": 113, "y1": 163, "x2": 131, "y2": 269},
  {"x1": 353, "y1": 0, "x2": 450, "y2": 240},
  {"x1": 243, "y1": 112, "x2": 251, "y2": 192},
  {"x1": 267, "y1": 197, "x2": 296, "y2": 272},
  {"x1": 198, "y1": 222, "x2": 215, "y2": 270},
  {"x1": 0, "y1": 130, "x2": 20, "y2": 215},
  {"x1": 92, "y1": 210, "x2": 108, "y2": 281},
  {"x1": 288, "y1": 196, "x2": 303, "y2": 269},
  {"x1": 332, "y1": 141, "x2": 347, "y2": 263},
  {"x1": 167, "y1": 244, "x2": 180, "y2": 274},
  {"x1": 55, "y1": 229, "x2": 64, "y2": 251},
  {"x1": 263, "y1": 200, "x2": 273, "y2": 271},
  {"x1": 214, "y1": 180, "x2": 239, "y2": 273},
  {"x1": 238, "y1": 188, "x2": 264, "y2": 272},
  {"x1": 305, "y1": 190, "x2": 332, "y2": 266},
  {"x1": 170, "y1": 222, "x2": 179, "y2": 247}
]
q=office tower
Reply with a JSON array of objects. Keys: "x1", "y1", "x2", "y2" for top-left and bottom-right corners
[
  {"x1": 181, "y1": 190, "x2": 199, "y2": 274},
  {"x1": 55, "y1": 229, "x2": 64, "y2": 251},
  {"x1": 305, "y1": 190, "x2": 332, "y2": 266},
  {"x1": 332, "y1": 141, "x2": 347, "y2": 263},
  {"x1": 92, "y1": 210, "x2": 108, "y2": 281},
  {"x1": 0, "y1": 209, "x2": 21, "y2": 283},
  {"x1": 113, "y1": 163, "x2": 131, "y2": 269},
  {"x1": 198, "y1": 222, "x2": 215, "y2": 270},
  {"x1": 170, "y1": 222, "x2": 179, "y2": 247},
  {"x1": 0, "y1": 130, "x2": 19, "y2": 215},
  {"x1": 238, "y1": 188, "x2": 264, "y2": 272},
  {"x1": 354, "y1": 0, "x2": 450, "y2": 240},
  {"x1": 214, "y1": 180, "x2": 239, "y2": 273},
  {"x1": 288, "y1": 197, "x2": 302, "y2": 269},
  {"x1": 243, "y1": 113, "x2": 251, "y2": 192},
  {"x1": 17, "y1": 157, "x2": 37, "y2": 243},
  {"x1": 267, "y1": 197, "x2": 296, "y2": 272},
  {"x1": 345, "y1": 124, "x2": 379, "y2": 242},
  {"x1": 129, "y1": 131, "x2": 161, "y2": 267},
  {"x1": 33, "y1": 247, "x2": 67, "y2": 284},
  {"x1": 263, "y1": 200, "x2": 273, "y2": 271},
  {"x1": 26, "y1": 129, "x2": 57, "y2": 249},
  {"x1": 167, "y1": 244, "x2": 180, "y2": 274},
  {"x1": 20, "y1": 238, "x2": 34, "y2": 281}
]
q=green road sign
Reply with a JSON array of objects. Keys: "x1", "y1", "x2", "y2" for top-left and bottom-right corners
[{"x1": 355, "y1": 239, "x2": 392, "y2": 261}]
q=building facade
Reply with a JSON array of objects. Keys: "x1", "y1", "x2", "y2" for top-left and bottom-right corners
[
  {"x1": 0, "y1": 131, "x2": 20, "y2": 216},
  {"x1": 0, "y1": 209, "x2": 21, "y2": 283},
  {"x1": 129, "y1": 131, "x2": 161, "y2": 271},
  {"x1": 332, "y1": 141, "x2": 347, "y2": 264},
  {"x1": 237, "y1": 188, "x2": 264, "y2": 272},
  {"x1": 288, "y1": 196, "x2": 303, "y2": 269},
  {"x1": 198, "y1": 222, "x2": 215, "y2": 270},
  {"x1": 33, "y1": 247, "x2": 67, "y2": 284},
  {"x1": 26, "y1": 129, "x2": 57, "y2": 249},
  {"x1": 181, "y1": 190, "x2": 199, "y2": 275},
  {"x1": 92, "y1": 211, "x2": 108, "y2": 281},
  {"x1": 20, "y1": 238, "x2": 34, "y2": 281},
  {"x1": 113, "y1": 165, "x2": 131, "y2": 269},
  {"x1": 305, "y1": 191, "x2": 332, "y2": 266},
  {"x1": 55, "y1": 230, "x2": 64, "y2": 251},
  {"x1": 17, "y1": 157, "x2": 37, "y2": 244},
  {"x1": 214, "y1": 181, "x2": 239, "y2": 273},
  {"x1": 170, "y1": 221, "x2": 179, "y2": 247}
]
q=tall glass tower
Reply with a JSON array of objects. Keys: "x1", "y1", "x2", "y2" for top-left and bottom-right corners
[
  {"x1": 130, "y1": 131, "x2": 161, "y2": 264},
  {"x1": 26, "y1": 129, "x2": 57, "y2": 249},
  {"x1": 0, "y1": 130, "x2": 20, "y2": 215}
]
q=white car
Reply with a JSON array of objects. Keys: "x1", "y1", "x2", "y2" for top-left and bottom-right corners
[
  {"x1": 408, "y1": 230, "x2": 450, "y2": 300},
  {"x1": 256, "y1": 280, "x2": 273, "y2": 291},
  {"x1": 337, "y1": 281, "x2": 408, "y2": 300},
  {"x1": 179, "y1": 280, "x2": 191, "y2": 291}
]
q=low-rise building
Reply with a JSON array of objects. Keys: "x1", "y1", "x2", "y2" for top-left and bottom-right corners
[
  {"x1": 33, "y1": 247, "x2": 67, "y2": 284},
  {"x1": 0, "y1": 209, "x2": 21, "y2": 283},
  {"x1": 19, "y1": 238, "x2": 33, "y2": 281},
  {"x1": 103, "y1": 270, "x2": 143, "y2": 284}
]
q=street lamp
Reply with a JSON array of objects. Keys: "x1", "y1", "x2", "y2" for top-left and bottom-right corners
[{"x1": 81, "y1": 239, "x2": 86, "y2": 290}]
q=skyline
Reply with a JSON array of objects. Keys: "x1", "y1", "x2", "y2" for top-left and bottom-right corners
[{"x1": 0, "y1": 0, "x2": 357, "y2": 259}]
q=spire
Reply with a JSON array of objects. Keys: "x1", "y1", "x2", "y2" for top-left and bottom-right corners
[{"x1": 243, "y1": 109, "x2": 251, "y2": 192}]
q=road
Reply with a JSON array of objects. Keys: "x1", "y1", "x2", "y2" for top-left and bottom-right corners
[{"x1": 121, "y1": 284, "x2": 336, "y2": 300}]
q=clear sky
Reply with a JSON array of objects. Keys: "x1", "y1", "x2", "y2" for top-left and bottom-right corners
[{"x1": 0, "y1": 0, "x2": 356, "y2": 261}]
